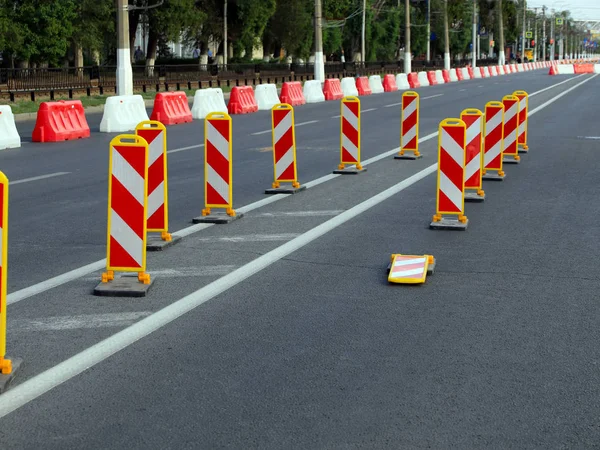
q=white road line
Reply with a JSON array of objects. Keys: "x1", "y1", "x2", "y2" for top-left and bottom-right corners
[
  {"x1": 252, "y1": 210, "x2": 343, "y2": 217},
  {"x1": 5, "y1": 75, "x2": 587, "y2": 307},
  {"x1": 578, "y1": 136, "x2": 600, "y2": 140},
  {"x1": 0, "y1": 164, "x2": 438, "y2": 419},
  {"x1": 528, "y1": 74, "x2": 598, "y2": 117},
  {"x1": 384, "y1": 102, "x2": 402, "y2": 108},
  {"x1": 362, "y1": 108, "x2": 377, "y2": 113},
  {"x1": 331, "y1": 114, "x2": 341, "y2": 119},
  {"x1": 459, "y1": 89, "x2": 466, "y2": 92},
  {"x1": 196, "y1": 233, "x2": 300, "y2": 242},
  {"x1": 0, "y1": 75, "x2": 593, "y2": 416},
  {"x1": 422, "y1": 94, "x2": 444, "y2": 100},
  {"x1": 10, "y1": 312, "x2": 152, "y2": 332},
  {"x1": 251, "y1": 120, "x2": 318, "y2": 136},
  {"x1": 528, "y1": 74, "x2": 585, "y2": 97},
  {"x1": 166, "y1": 144, "x2": 203, "y2": 154},
  {"x1": 10, "y1": 172, "x2": 70, "y2": 185}
]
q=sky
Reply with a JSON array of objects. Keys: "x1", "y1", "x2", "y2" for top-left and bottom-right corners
[{"x1": 527, "y1": 0, "x2": 600, "y2": 21}]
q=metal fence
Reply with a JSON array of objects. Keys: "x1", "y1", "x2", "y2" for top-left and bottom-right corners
[{"x1": 0, "y1": 59, "x2": 498, "y2": 101}]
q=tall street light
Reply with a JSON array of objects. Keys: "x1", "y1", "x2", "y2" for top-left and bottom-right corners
[
  {"x1": 117, "y1": 0, "x2": 133, "y2": 96},
  {"x1": 314, "y1": 0, "x2": 324, "y2": 81}
]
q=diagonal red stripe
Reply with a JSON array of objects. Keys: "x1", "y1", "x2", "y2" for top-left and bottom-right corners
[
  {"x1": 147, "y1": 153, "x2": 164, "y2": 194},
  {"x1": 343, "y1": 100, "x2": 359, "y2": 116},
  {"x1": 438, "y1": 188, "x2": 461, "y2": 214},
  {"x1": 444, "y1": 125, "x2": 466, "y2": 149},
  {"x1": 404, "y1": 137, "x2": 417, "y2": 150},
  {"x1": 342, "y1": 117, "x2": 359, "y2": 147},
  {"x1": 147, "y1": 204, "x2": 165, "y2": 230},
  {"x1": 402, "y1": 111, "x2": 417, "y2": 135},
  {"x1": 209, "y1": 118, "x2": 230, "y2": 141},
  {"x1": 206, "y1": 182, "x2": 228, "y2": 206},
  {"x1": 392, "y1": 263, "x2": 425, "y2": 274},
  {"x1": 136, "y1": 129, "x2": 162, "y2": 146},
  {"x1": 206, "y1": 142, "x2": 230, "y2": 183},
  {"x1": 342, "y1": 148, "x2": 357, "y2": 163},
  {"x1": 440, "y1": 150, "x2": 464, "y2": 189},
  {"x1": 111, "y1": 176, "x2": 144, "y2": 239},
  {"x1": 109, "y1": 235, "x2": 142, "y2": 269},
  {"x1": 272, "y1": 109, "x2": 289, "y2": 129},
  {"x1": 465, "y1": 171, "x2": 480, "y2": 187},
  {"x1": 274, "y1": 128, "x2": 293, "y2": 163},
  {"x1": 114, "y1": 145, "x2": 146, "y2": 178},
  {"x1": 485, "y1": 125, "x2": 503, "y2": 151},
  {"x1": 465, "y1": 140, "x2": 481, "y2": 164},
  {"x1": 277, "y1": 161, "x2": 296, "y2": 181}
]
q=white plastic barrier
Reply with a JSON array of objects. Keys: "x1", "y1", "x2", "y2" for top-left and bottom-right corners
[
  {"x1": 474, "y1": 68, "x2": 482, "y2": 79},
  {"x1": 449, "y1": 69, "x2": 459, "y2": 82},
  {"x1": 595, "y1": 65, "x2": 600, "y2": 74},
  {"x1": 498, "y1": 66, "x2": 505, "y2": 75},
  {"x1": 555, "y1": 64, "x2": 575, "y2": 75},
  {"x1": 0, "y1": 105, "x2": 21, "y2": 150},
  {"x1": 395, "y1": 74, "x2": 410, "y2": 90},
  {"x1": 417, "y1": 71, "x2": 430, "y2": 87},
  {"x1": 368, "y1": 75, "x2": 385, "y2": 94},
  {"x1": 435, "y1": 70, "x2": 445, "y2": 84},
  {"x1": 341, "y1": 77, "x2": 359, "y2": 97},
  {"x1": 191, "y1": 88, "x2": 228, "y2": 119},
  {"x1": 461, "y1": 67, "x2": 470, "y2": 80},
  {"x1": 303, "y1": 80, "x2": 325, "y2": 103},
  {"x1": 517, "y1": 63, "x2": 524, "y2": 72},
  {"x1": 511, "y1": 64, "x2": 518, "y2": 73},
  {"x1": 100, "y1": 95, "x2": 150, "y2": 133},
  {"x1": 255, "y1": 84, "x2": 281, "y2": 110}
]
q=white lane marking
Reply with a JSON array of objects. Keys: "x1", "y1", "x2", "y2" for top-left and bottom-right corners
[
  {"x1": 384, "y1": 102, "x2": 402, "y2": 108},
  {"x1": 0, "y1": 164, "x2": 438, "y2": 419},
  {"x1": 10, "y1": 312, "x2": 152, "y2": 332},
  {"x1": 5, "y1": 75, "x2": 586, "y2": 306},
  {"x1": 528, "y1": 74, "x2": 585, "y2": 97},
  {"x1": 422, "y1": 94, "x2": 444, "y2": 100},
  {"x1": 528, "y1": 74, "x2": 598, "y2": 117},
  {"x1": 331, "y1": 114, "x2": 341, "y2": 119},
  {"x1": 459, "y1": 89, "x2": 466, "y2": 92},
  {"x1": 196, "y1": 233, "x2": 300, "y2": 242},
  {"x1": 10, "y1": 172, "x2": 70, "y2": 185},
  {"x1": 166, "y1": 144, "x2": 203, "y2": 154},
  {"x1": 362, "y1": 108, "x2": 377, "y2": 113},
  {"x1": 252, "y1": 210, "x2": 343, "y2": 218},
  {"x1": 251, "y1": 120, "x2": 318, "y2": 136},
  {"x1": 578, "y1": 136, "x2": 600, "y2": 140}
]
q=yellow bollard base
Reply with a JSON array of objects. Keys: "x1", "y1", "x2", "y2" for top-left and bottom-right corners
[
  {"x1": 193, "y1": 210, "x2": 244, "y2": 225},
  {"x1": 430, "y1": 215, "x2": 469, "y2": 231},
  {"x1": 94, "y1": 274, "x2": 155, "y2": 297},
  {"x1": 465, "y1": 190, "x2": 486, "y2": 203},
  {"x1": 394, "y1": 150, "x2": 422, "y2": 160},
  {"x1": 265, "y1": 184, "x2": 306, "y2": 195},
  {"x1": 0, "y1": 357, "x2": 23, "y2": 394},
  {"x1": 333, "y1": 164, "x2": 368, "y2": 175},
  {"x1": 147, "y1": 233, "x2": 182, "y2": 252}
]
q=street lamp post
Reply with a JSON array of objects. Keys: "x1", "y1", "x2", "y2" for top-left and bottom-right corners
[
  {"x1": 405, "y1": 0, "x2": 412, "y2": 73},
  {"x1": 472, "y1": 0, "x2": 477, "y2": 68},
  {"x1": 314, "y1": 0, "x2": 325, "y2": 82}
]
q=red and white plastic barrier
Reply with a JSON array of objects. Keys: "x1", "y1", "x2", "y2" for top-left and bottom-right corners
[
  {"x1": 202, "y1": 112, "x2": 236, "y2": 217},
  {"x1": 324, "y1": 79, "x2": 344, "y2": 100},
  {"x1": 513, "y1": 90, "x2": 529, "y2": 152},
  {"x1": 135, "y1": 121, "x2": 171, "y2": 241},
  {"x1": 338, "y1": 97, "x2": 362, "y2": 171},
  {"x1": 501, "y1": 95, "x2": 520, "y2": 163},
  {"x1": 383, "y1": 74, "x2": 398, "y2": 92},
  {"x1": 398, "y1": 91, "x2": 420, "y2": 159},
  {"x1": 103, "y1": 135, "x2": 150, "y2": 284},
  {"x1": 460, "y1": 109, "x2": 485, "y2": 201},
  {"x1": 431, "y1": 119, "x2": 467, "y2": 226},
  {"x1": 482, "y1": 101, "x2": 505, "y2": 180},
  {"x1": 271, "y1": 104, "x2": 300, "y2": 189}
]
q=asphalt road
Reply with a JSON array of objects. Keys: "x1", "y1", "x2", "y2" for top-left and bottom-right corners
[
  {"x1": 2, "y1": 71, "x2": 587, "y2": 292},
  {"x1": 0, "y1": 71, "x2": 599, "y2": 448}
]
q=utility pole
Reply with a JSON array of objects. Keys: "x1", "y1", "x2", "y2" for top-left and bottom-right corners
[
  {"x1": 472, "y1": 0, "x2": 477, "y2": 67},
  {"x1": 498, "y1": 0, "x2": 506, "y2": 65},
  {"x1": 533, "y1": 8, "x2": 538, "y2": 62},
  {"x1": 426, "y1": 0, "x2": 431, "y2": 61},
  {"x1": 522, "y1": 0, "x2": 527, "y2": 60},
  {"x1": 361, "y1": 0, "x2": 366, "y2": 63},
  {"x1": 550, "y1": 11, "x2": 554, "y2": 61},
  {"x1": 542, "y1": 6, "x2": 546, "y2": 61},
  {"x1": 405, "y1": 0, "x2": 411, "y2": 73},
  {"x1": 117, "y1": 0, "x2": 133, "y2": 96},
  {"x1": 224, "y1": 0, "x2": 228, "y2": 66},
  {"x1": 444, "y1": 0, "x2": 450, "y2": 70},
  {"x1": 314, "y1": 0, "x2": 324, "y2": 82}
]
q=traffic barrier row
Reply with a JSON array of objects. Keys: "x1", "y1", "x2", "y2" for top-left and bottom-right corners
[
  {"x1": 431, "y1": 89, "x2": 531, "y2": 230},
  {"x1": 548, "y1": 63, "x2": 600, "y2": 75}
]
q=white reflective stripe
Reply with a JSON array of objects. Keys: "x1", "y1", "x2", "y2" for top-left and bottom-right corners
[
  {"x1": 275, "y1": 148, "x2": 295, "y2": 179},
  {"x1": 484, "y1": 141, "x2": 502, "y2": 167},
  {"x1": 147, "y1": 181, "x2": 164, "y2": 218},
  {"x1": 148, "y1": 131, "x2": 164, "y2": 166},
  {"x1": 342, "y1": 103, "x2": 359, "y2": 130},
  {"x1": 465, "y1": 118, "x2": 481, "y2": 146},
  {"x1": 441, "y1": 128, "x2": 464, "y2": 167},
  {"x1": 465, "y1": 155, "x2": 481, "y2": 180},
  {"x1": 112, "y1": 147, "x2": 145, "y2": 206},
  {"x1": 274, "y1": 111, "x2": 292, "y2": 144},
  {"x1": 504, "y1": 129, "x2": 517, "y2": 148},
  {"x1": 341, "y1": 135, "x2": 358, "y2": 159},
  {"x1": 486, "y1": 110, "x2": 503, "y2": 136},
  {"x1": 394, "y1": 257, "x2": 426, "y2": 267},
  {"x1": 206, "y1": 164, "x2": 230, "y2": 204},
  {"x1": 403, "y1": 97, "x2": 417, "y2": 118},
  {"x1": 504, "y1": 102, "x2": 518, "y2": 121},
  {"x1": 392, "y1": 267, "x2": 425, "y2": 278},
  {"x1": 439, "y1": 171, "x2": 463, "y2": 210},
  {"x1": 207, "y1": 121, "x2": 230, "y2": 160},
  {"x1": 110, "y1": 211, "x2": 143, "y2": 266},
  {"x1": 402, "y1": 125, "x2": 417, "y2": 146}
]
